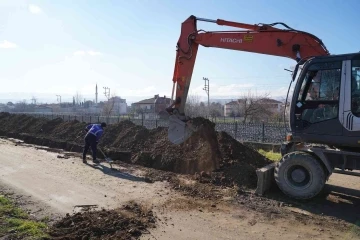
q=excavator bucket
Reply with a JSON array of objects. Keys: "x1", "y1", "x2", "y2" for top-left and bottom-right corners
[{"x1": 168, "y1": 115, "x2": 196, "y2": 144}]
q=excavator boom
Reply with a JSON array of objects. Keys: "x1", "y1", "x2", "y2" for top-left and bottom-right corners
[{"x1": 166, "y1": 15, "x2": 330, "y2": 144}]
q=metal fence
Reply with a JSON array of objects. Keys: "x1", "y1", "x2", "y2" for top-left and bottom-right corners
[{"x1": 10, "y1": 112, "x2": 288, "y2": 144}]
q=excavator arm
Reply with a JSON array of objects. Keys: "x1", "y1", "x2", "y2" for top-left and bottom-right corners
[{"x1": 166, "y1": 15, "x2": 330, "y2": 144}]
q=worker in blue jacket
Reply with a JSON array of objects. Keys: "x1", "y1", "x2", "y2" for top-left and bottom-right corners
[{"x1": 82, "y1": 122, "x2": 107, "y2": 164}]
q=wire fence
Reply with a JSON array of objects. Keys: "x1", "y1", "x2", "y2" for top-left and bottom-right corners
[{"x1": 11, "y1": 112, "x2": 288, "y2": 144}]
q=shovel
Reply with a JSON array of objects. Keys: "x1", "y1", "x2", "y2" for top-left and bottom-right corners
[{"x1": 98, "y1": 147, "x2": 113, "y2": 166}]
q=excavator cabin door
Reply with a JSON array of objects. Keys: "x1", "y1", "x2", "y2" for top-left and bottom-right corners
[
  {"x1": 340, "y1": 54, "x2": 360, "y2": 135},
  {"x1": 291, "y1": 57, "x2": 344, "y2": 137}
]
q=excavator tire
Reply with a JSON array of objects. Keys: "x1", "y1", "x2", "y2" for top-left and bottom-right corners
[{"x1": 274, "y1": 151, "x2": 326, "y2": 200}]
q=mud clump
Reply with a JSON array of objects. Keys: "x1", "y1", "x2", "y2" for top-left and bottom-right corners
[
  {"x1": 49, "y1": 201, "x2": 156, "y2": 240},
  {"x1": 0, "y1": 112, "x2": 271, "y2": 188}
]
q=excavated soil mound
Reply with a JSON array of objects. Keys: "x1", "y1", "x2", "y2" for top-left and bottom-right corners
[
  {"x1": 215, "y1": 131, "x2": 269, "y2": 188},
  {"x1": 0, "y1": 113, "x2": 49, "y2": 135},
  {"x1": 48, "y1": 202, "x2": 156, "y2": 240},
  {"x1": 0, "y1": 113, "x2": 271, "y2": 188},
  {"x1": 95, "y1": 117, "x2": 221, "y2": 175}
]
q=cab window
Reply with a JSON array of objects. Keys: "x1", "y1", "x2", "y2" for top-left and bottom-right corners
[
  {"x1": 297, "y1": 61, "x2": 341, "y2": 123},
  {"x1": 351, "y1": 60, "x2": 360, "y2": 117}
]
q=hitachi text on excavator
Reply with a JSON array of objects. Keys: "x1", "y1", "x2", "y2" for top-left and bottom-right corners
[{"x1": 165, "y1": 15, "x2": 360, "y2": 200}]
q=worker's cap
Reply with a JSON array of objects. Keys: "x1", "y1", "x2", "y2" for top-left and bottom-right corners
[{"x1": 101, "y1": 122, "x2": 107, "y2": 128}]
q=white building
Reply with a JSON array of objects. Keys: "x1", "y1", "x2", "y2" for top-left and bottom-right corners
[
  {"x1": 223, "y1": 98, "x2": 282, "y2": 117},
  {"x1": 107, "y1": 96, "x2": 127, "y2": 115},
  {"x1": 131, "y1": 94, "x2": 171, "y2": 119}
]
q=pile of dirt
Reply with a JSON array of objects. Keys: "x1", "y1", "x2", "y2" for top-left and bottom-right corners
[
  {"x1": 47, "y1": 120, "x2": 87, "y2": 140},
  {"x1": 94, "y1": 117, "x2": 222, "y2": 175},
  {"x1": 0, "y1": 113, "x2": 49, "y2": 135},
  {"x1": 48, "y1": 201, "x2": 156, "y2": 240},
  {"x1": 0, "y1": 113, "x2": 271, "y2": 188},
  {"x1": 214, "y1": 131, "x2": 270, "y2": 188}
]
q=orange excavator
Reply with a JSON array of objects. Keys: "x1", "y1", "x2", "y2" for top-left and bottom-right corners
[
  {"x1": 166, "y1": 15, "x2": 329, "y2": 144},
  {"x1": 166, "y1": 15, "x2": 360, "y2": 200}
]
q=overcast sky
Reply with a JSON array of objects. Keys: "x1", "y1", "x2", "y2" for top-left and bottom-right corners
[{"x1": 0, "y1": 0, "x2": 359, "y2": 104}]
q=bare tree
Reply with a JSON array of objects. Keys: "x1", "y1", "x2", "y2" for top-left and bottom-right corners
[
  {"x1": 102, "y1": 91, "x2": 117, "y2": 118},
  {"x1": 209, "y1": 102, "x2": 223, "y2": 117},
  {"x1": 184, "y1": 93, "x2": 207, "y2": 117},
  {"x1": 236, "y1": 90, "x2": 273, "y2": 123},
  {"x1": 14, "y1": 100, "x2": 28, "y2": 112},
  {"x1": 12, "y1": 99, "x2": 55, "y2": 113}
]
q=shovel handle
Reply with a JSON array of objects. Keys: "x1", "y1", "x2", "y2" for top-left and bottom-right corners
[{"x1": 98, "y1": 147, "x2": 107, "y2": 157}]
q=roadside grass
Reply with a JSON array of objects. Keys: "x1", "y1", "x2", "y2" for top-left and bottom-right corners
[
  {"x1": 0, "y1": 195, "x2": 49, "y2": 239},
  {"x1": 258, "y1": 149, "x2": 282, "y2": 162}
]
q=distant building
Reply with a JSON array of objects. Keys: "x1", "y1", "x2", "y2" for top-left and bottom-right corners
[
  {"x1": 258, "y1": 98, "x2": 282, "y2": 113},
  {"x1": 108, "y1": 96, "x2": 127, "y2": 115},
  {"x1": 131, "y1": 94, "x2": 171, "y2": 119},
  {"x1": 34, "y1": 105, "x2": 53, "y2": 113},
  {"x1": 224, "y1": 99, "x2": 246, "y2": 117},
  {"x1": 224, "y1": 98, "x2": 282, "y2": 117}
]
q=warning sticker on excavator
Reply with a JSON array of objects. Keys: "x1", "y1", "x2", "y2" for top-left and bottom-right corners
[{"x1": 243, "y1": 35, "x2": 254, "y2": 42}]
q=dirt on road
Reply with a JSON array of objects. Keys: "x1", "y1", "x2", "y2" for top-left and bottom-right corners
[
  {"x1": 49, "y1": 201, "x2": 157, "y2": 240},
  {"x1": 0, "y1": 138, "x2": 359, "y2": 240}
]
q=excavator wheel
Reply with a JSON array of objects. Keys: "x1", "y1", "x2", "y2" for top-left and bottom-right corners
[{"x1": 274, "y1": 151, "x2": 326, "y2": 200}]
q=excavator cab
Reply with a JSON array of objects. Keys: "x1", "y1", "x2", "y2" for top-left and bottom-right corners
[{"x1": 274, "y1": 52, "x2": 360, "y2": 200}]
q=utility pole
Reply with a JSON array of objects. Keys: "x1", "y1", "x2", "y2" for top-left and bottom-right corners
[
  {"x1": 56, "y1": 95, "x2": 61, "y2": 104},
  {"x1": 203, "y1": 77, "x2": 210, "y2": 117},
  {"x1": 103, "y1": 87, "x2": 110, "y2": 100},
  {"x1": 95, "y1": 83, "x2": 98, "y2": 104},
  {"x1": 31, "y1": 96, "x2": 37, "y2": 105}
]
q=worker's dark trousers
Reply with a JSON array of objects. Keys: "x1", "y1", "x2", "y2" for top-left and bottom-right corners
[{"x1": 83, "y1": 134, "x2": 97, "y2": 160}]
